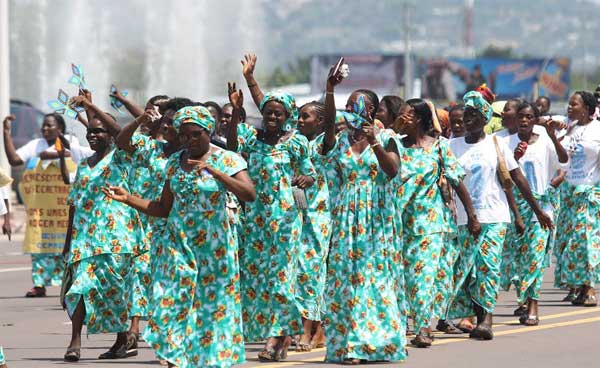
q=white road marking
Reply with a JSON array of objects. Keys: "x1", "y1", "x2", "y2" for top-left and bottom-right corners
[{"x1": 0, "y1": 266, "x2": 31, "y2": 273}]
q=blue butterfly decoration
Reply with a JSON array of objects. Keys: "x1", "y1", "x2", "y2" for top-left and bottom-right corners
[
  {"x1": 67, "y1": 63, "x2": 88, "y2": 91},
  {"x1": 109, "y1": 84, "x2": 129, "y2": 114},
  {"x1": 335, "y1": 95, "x2": 369, "y2": 129},
  {"x1": 47, "y1": 89, "x2": 84, "y2": 120}
]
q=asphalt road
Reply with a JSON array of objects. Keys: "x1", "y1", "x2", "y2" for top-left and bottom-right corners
[{"x1": 1, "y1": 234, "x2": 599, "y2": 368}]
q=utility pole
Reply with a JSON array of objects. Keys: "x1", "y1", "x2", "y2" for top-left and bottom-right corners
[
  {"x1": 0, "y1": 0, "x2": 10, "y2": 174},
  {"x1": 464, "y1": 0, "x2": 475, "y2": 57},
  {"x1": 403, "y1": 1, "x2": 413, "y2": 99}
]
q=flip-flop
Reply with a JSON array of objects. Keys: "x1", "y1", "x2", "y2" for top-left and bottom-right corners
[{"x1": 64, "y1": 347, "x2": 80, "y2": 362}]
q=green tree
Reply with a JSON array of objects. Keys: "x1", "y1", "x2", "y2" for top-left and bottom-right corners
[{"x1": 478, "y1": 45, "x2": 516, "y2": 59}]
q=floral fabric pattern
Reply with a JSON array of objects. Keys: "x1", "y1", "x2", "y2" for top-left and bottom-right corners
[
  {"x1": 143, "y1": 149, "x2": 247, "y2": 368},
  {"x1": 235, "y1": 123, "x2": 316, "y2": 341},
  {"x1": 322, "y1": 129, "x2": 406, "y2": 363},
  {"x1": 446, "y1": 223, "x2": 507, "y2": 319},
  {"x1": 31, "y1": 254, "x2": 64, "y2": 287}
]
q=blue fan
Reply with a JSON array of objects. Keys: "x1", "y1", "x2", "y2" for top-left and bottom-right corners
[
  {"x1": 67, "y1": 63, "x2": 88, "y2": 91},
  {"x1": 47, "y1": 89, "x2": 84, "y2": 120},
  {"x1": 109, "y1": 84, "x2": 129, "y2": 114}
]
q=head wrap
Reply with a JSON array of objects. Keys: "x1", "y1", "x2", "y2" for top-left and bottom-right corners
[
  {"x1": 172, "y1": 105, "x2": 216, "y2": 134},
  {"x1": 463, "y1": 91, "x2": 493, "y2": 123},
  {"x1": 335, "y1": 94, "x2": 370, "y2": 129},
  {"x1": 259, "y1": 91, "x2": 298, "y2": 131},
  {"x1": 475, "y1": 83, "x2": 496, "y2": 104}
]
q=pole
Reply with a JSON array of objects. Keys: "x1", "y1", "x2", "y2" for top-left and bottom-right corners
[
  {"x1": 0, "y1": 0, "x2": 10, "y2": 175},
  {"x1": 403, "y1": 1, "x2": 412, "y2": 99}
]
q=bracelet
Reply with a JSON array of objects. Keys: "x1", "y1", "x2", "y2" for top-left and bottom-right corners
[
  {"x1": 325, "y1": 91, "x2": 334, "y2": 95},
  {"x1": 370, "y1": 142, "x2": 381, "y2": 148}
]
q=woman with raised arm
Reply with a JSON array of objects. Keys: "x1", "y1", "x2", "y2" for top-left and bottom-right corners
[
  {"x1": 504, "y1": 102, "x2": 568, "y2": 325},
  {"x1": 105, "y1": 105, "x2": 255, "y2": 368},
  {"x1": 554, "y1": 91, "x2": 600, "y2": 307},
  {"x1": 446, "y1": 91, "x2": 553, "y2": 341},
  {"x1": 61, "y1": 117, "x2": 147, "y2": 362},
  {"x1": 227, "y1": 77, "x2": 317, "y2": 361},
  {"x1": 319, "y1": 66, "x2": 405, "y2": 365},
  {"x1": 395, "y1": 98, "x2": 480, "y2": 347},
  {"x1": 3, "y1": 113, "x2": 75, "y2": 297}
]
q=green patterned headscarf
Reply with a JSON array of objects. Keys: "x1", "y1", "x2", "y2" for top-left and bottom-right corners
[
  {"x1": 463, "y1": 90, "x2": 493, "y2": 123},
  {"x1": 259, "y1": 91, "x2": 298, "y2": 131},
  {"x1": 173, "y1": 106, "x2": 216, "y2": 134}
]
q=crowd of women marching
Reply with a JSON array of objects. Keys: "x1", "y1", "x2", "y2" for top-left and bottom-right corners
[{"x1": 1, "y1": 54, "x2": 599, "y2": 368}]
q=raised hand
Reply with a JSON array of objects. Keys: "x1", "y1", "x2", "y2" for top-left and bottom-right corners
[
  {"x1": 79, "y1": 88, "x2": 92, "y2": 103},
  {"x1": 69, "y1": 95, "x2": 90, "y2": 109},
  {"x1": 514, "y1": 141, "x2": 528, "y2": 161},
  {"x1": 109, "y1": 85, "x2": 124, "y2": 99},
  {"x1": 241, "y1": 54, "x2": 257, "y2": 80},
  {"x1": 362, "y1": 122, "x2": 377, "y2": 145},
  {"x1": 101, "y1": 185, "x2": 129, "y2": 203},
  {"x1": 228, "y1": 82, "x2": 244, "y2": 109},
  {"x1": 3, "y1": 115, "x2": 15, "y2": 132}
]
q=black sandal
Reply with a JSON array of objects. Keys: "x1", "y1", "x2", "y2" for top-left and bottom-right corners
[
  {"x1": 64, "y1": 347, "x2": 80, "y2": 362},
  {"x1": 513, "y1": 305, "x2": 528, "y2": 316},
  {"x1": 436, "y1": 319, "x2": 463, "y2": 334},
  {"x1": 257, "y1": 348, "x2": 277, "y2": 362}
]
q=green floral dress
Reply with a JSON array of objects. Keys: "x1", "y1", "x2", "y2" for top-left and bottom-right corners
[
  {"x1": 65, "y1": 149, "x2": 147, "y2": 334},
  {"x1": 323, "y1": 129, "x2": 406, "y2": 363},
  {"x1": 235, "y1": 123, "x2": 316, "y2": 341},
  {"x1": 296, "y1": 134, "x2": 332, "y2": 321},
  {"x1": 143, "y1": 149, "x2": 247, "y2": 368},
  {"x1": 397, "y1": 139, "x2": 464, "y2": 332}
]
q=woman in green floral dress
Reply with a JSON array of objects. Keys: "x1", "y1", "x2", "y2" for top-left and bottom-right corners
[
  {"x1": 294, "y1": 102, "x2": 332, "y2": 351},
  {"x1": 106, "y1": 105, "x2": 256, "y2": 368},
  {"x1": 62, "y1": 117, "x2": 148, "y2": 362},
  {"x1": 227, "y1": 84, "x2": 317, "y2": 361},
  {"x1": 319, "y1": 67, "x2": 405, "y2": 365},
  {"x1": 395, "y1": 98, "x2": 480, "y2": 347},
  {"x1": 555, "y1": 91, "x2": 600, "y2": 306}
]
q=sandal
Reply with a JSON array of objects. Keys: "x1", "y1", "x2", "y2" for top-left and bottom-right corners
[
  {"x1": 25, "y1": 286, "x2": 46, "y2": 298},
  {"x1": 295, "y1": 337, "x2": 312, "y2": 352},
  {"x1": 64, "y1": 347, "x2": 80, "y2": 362},
  {"x1": 411, "y1": 334, "x2": 433, "y2": 348},
  {"x1": 257, "y1": 348, "x2": 277, "y2": 362},
  {"x1": 513, "y1": 305, "x2": 528, "y2": 316},
  {"x1": 436, "y1": 319, "x2": 463, "y2": 334},
  {"x1": 342, "y1": 358, "x2": 361, "y2": 365},
  {"x1": 519, "y1": 314, "x2": 539, "y2": 326},
  {"x1": 310, "y1": 324, "x2": 326, "y2": 348},
  {"x1": 582, "y1": 294, "x2": 598, "y2": 307}
]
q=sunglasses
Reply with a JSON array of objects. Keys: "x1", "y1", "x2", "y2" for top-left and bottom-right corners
[{"x1": 87, "y1": 128, "x2": 108, "y2": 135}]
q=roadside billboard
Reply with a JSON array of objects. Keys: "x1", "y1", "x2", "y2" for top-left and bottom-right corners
[{"x1": 419, "y1": 57, "x2": 570, "y2": 101}]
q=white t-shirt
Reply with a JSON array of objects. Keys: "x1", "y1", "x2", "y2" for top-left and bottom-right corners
[
  {"x1": 449, "y1": 134, "x2": 519, "y2": 225},
  {"x1": 561, "y1": 120, "x2": 600, "y2": 186},
  {"x1": 506, "y1": 132, "x2": 568, "y2": 220},
  {"x1": 494, "y1": 126, "x2": 546, "y2": 141},
  {"x1": 15, "y1": 136, "x2": 92, "y2": 166}
]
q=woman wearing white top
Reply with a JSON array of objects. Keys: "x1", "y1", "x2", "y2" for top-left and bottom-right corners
[
  {"x1": 505, "y1": 102, "x2": 568, "y2": 325},
  {"x1": 555, "y1": 91, "x2": 600, "y2": 307},
  {"x1": 3, "y1": 113, "x2": 73, "y2": 297},
  {"x1": 446, "y1": 91, "x2": 552, "y2": 341}
]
